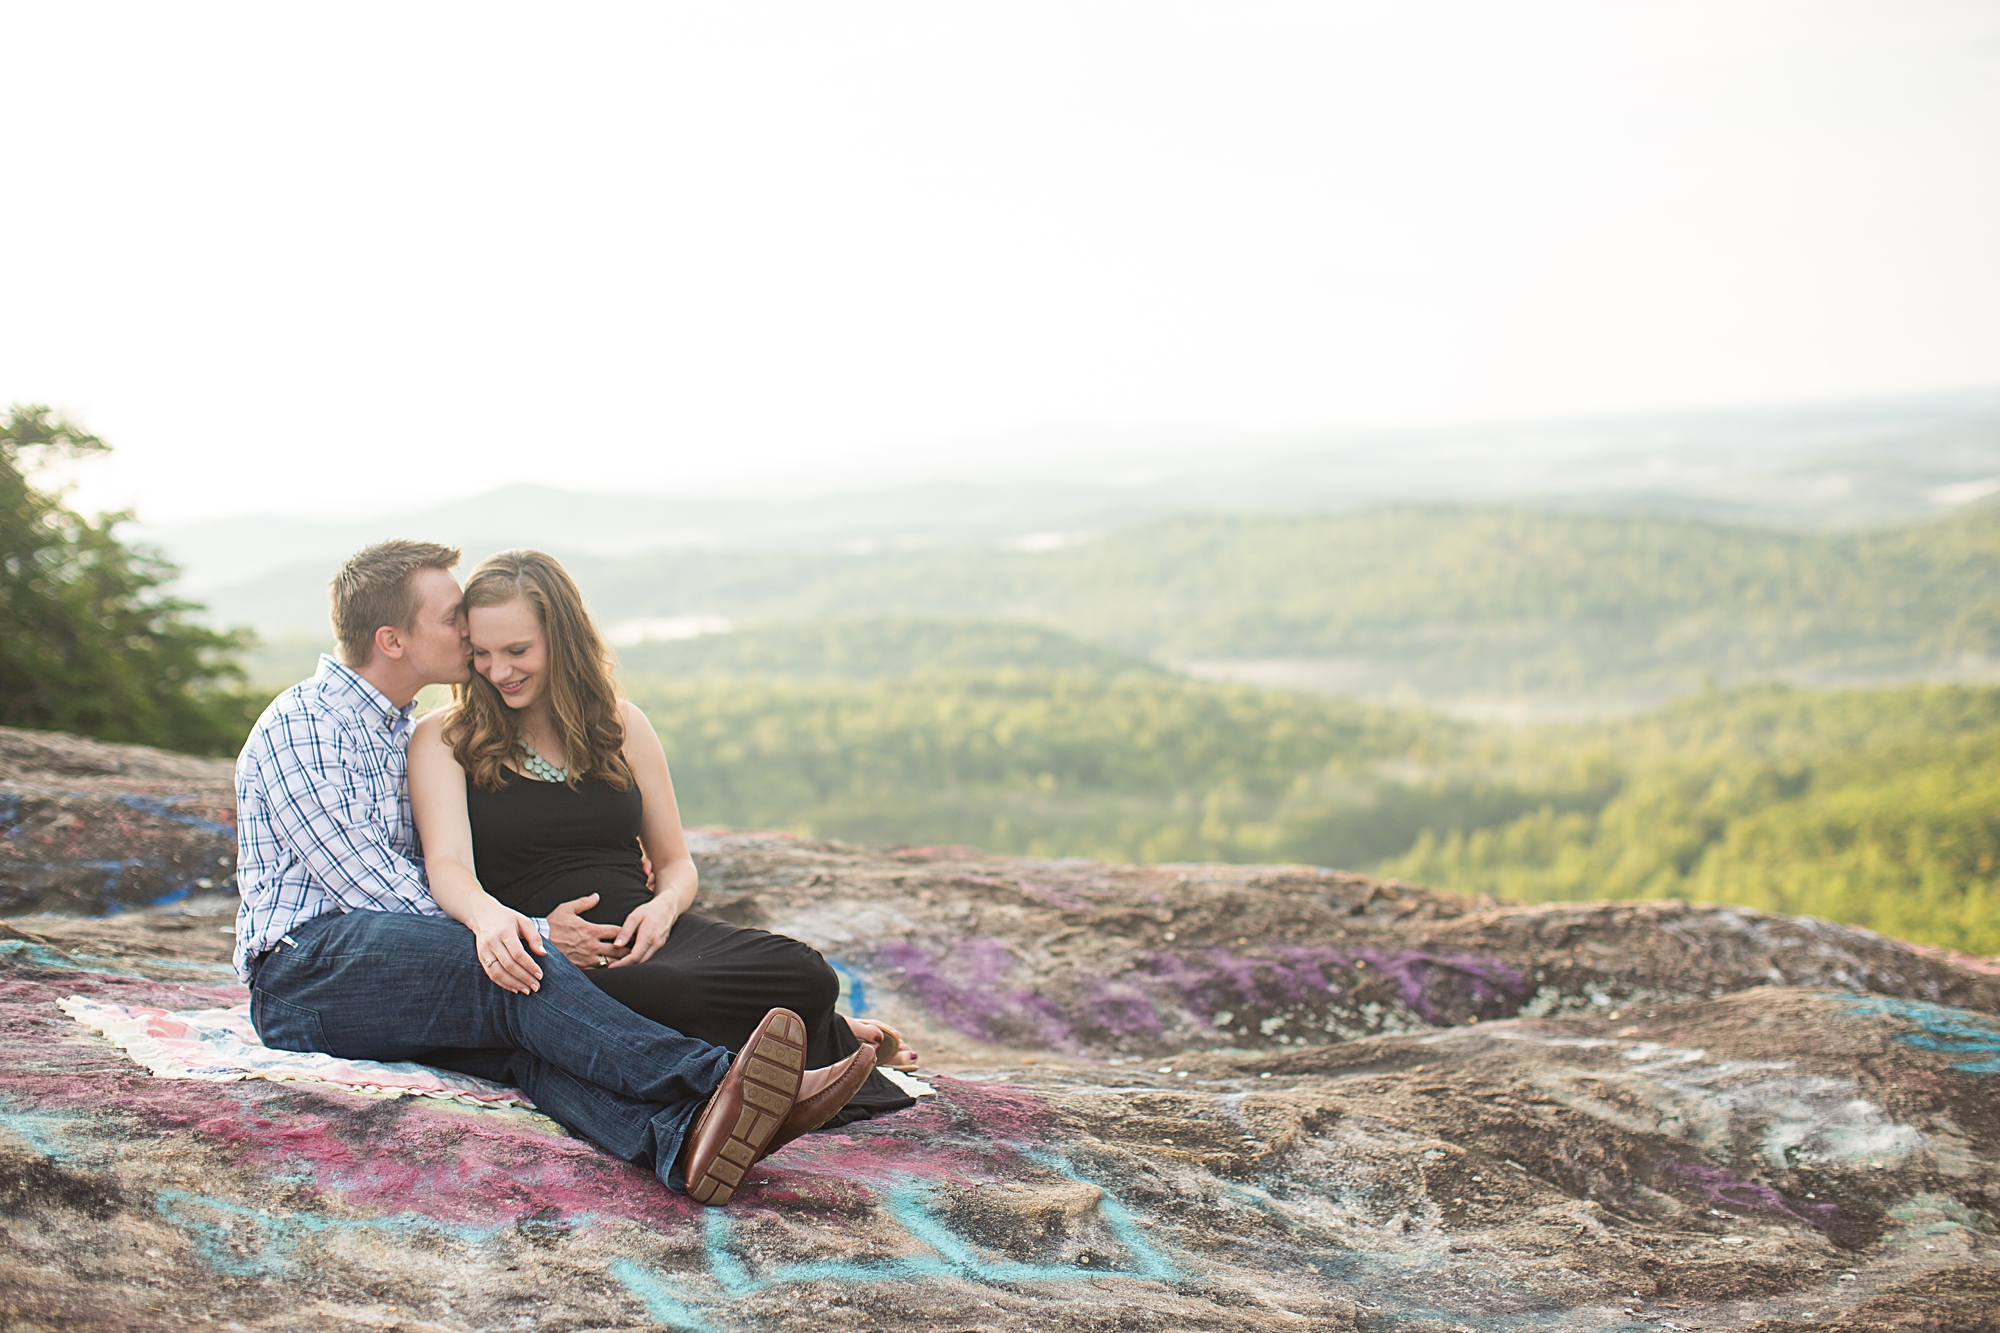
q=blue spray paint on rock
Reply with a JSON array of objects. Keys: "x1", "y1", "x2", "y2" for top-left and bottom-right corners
[{"x1": 1842, "y1": 995, "x2": 2000, "y2": 1074}]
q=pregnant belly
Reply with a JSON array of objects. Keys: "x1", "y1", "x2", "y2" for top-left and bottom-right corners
[{"x1": 503, "y1": 862, "x2": 652, "y2": 924}]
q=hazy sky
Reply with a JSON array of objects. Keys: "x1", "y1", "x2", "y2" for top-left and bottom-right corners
[{"x1": 6, "y1": 1, "x2": 1997, "y2": 523}]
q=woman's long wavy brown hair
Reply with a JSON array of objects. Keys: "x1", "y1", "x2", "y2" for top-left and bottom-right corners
[{"x1": 443, "y1": 549, "x2": 632, "y2": 792}]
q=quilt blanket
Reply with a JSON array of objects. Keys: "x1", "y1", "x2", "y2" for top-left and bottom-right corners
[{"x1": 57, "y1": 996, "x2": 536, "y2": 1108}]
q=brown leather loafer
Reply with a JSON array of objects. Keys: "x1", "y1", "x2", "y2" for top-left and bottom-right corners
[
  {"x1": 679, "y1": 1007, "x2": 806, "y2": 1206},
  {"x1": 763, "y1": 1036, "x2": 879, "y2": 1157}
]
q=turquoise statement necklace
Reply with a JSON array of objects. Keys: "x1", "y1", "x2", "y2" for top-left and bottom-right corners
[{"x1": 519, "y1": 737, "x2": 569, "y2": 783}]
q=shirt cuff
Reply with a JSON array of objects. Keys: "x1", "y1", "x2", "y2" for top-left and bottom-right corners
[{"x1": 532, "y1": 917, "x2": 551, "y2": 942}]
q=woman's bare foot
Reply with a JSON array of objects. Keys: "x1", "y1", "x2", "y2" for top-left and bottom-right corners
[{"x1": 844, "y1": 1015, "x2": 919, "y2": 1069}]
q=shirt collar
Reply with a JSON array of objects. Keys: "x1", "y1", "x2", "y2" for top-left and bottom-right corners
[{"x1": 313, "y1": 655, "x2": 420, "y2": 737}]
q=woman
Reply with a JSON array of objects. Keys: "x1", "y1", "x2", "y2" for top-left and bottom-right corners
[{"x1": 408, "y1": 549, "x2": 915, "y2": 1130}]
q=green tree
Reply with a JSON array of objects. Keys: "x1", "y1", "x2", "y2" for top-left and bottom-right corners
[{"x1": 0, "y1": 405, "x2": 260, "y2": 755}]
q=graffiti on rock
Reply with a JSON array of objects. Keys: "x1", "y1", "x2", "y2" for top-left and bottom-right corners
[
  {"x1": 144, "y1": 1135, "x2": 1179, "y2": 1333},
  {"x1": 1143, "y1": 945, "x2": 1526, "y2": 1036},
  {"x1": 154, "y1": 1190, "x2": 500, "y2": 1278},
  {"x1": 868, "y1": 938, "x2": 1079, "y2": 1050},
  {"x1": 0, "y1": 781, "x2": 239, "y2": 913},
  {"x1": 826, "y1": 957, "x2": 870, "y2": 1015},
  {"x1": 863, "y1": 936, "x2": 1529, "y2": 1055},
  {"x1": 606, "y1": 1258, "x2": 719, "y2": 1332},
  {"x1": 0, "y1": 1097, "x2": 104, "y2": 1164},
  {"x1": 1747, "y1": 1076, "x2": 1926, "y2": 1172},
  {"x1": 8, "y1": 808, "x2": 2000, "y2": 1332},
  {"x1": 1842, "y1": 995, "x2": 2000, "y2": 1074},
  {"x1": 1652, "y1": 1159, "x2": 1840, "y2": 1232},
  {"x1": 0, "y1": 938, "x2": 240, "y2": 980},
  {"x1": 609, "y1": 1155, "x2": 1180, "y2": 1332},
  {"x1": 111, "y1": 794, "x2": 238, "y2": 839},
  {"x1": 1084, "y1": 978, "x2": 1166, "y2": 1036}
]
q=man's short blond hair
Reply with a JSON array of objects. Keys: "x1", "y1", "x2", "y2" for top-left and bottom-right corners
[{"x1": 329, "y1": 540, "x2": 462, "y2": 666}]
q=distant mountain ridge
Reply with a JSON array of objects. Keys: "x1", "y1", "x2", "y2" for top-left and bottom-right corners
[
  {"x1": 591, "y1": 501, "x2": 2000, "y2": 699},
  {"x1": 223, "y1": 499, "x2": 2000, "y2": 710},
  {"x1": 143, "y1": 386, "x2": 2000, "y2": 598},
  {"x1": 168, "y1": 388, "x2": 2000, "y2": 710}
]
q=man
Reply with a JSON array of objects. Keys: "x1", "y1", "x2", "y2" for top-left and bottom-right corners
[{"x1": 232, "y1": 540, "x2": 873, "y2": 1205}]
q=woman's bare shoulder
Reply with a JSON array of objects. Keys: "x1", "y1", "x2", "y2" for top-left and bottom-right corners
[
  {"x1": 412, "y1": 707, "x2": 456, "y2": 743},
  {"x1": 410, "y1": 708, "x2": 469, "y2": 771},
  {"x1": 618, "y1": 699, "x2": 668, "y2": 765}
]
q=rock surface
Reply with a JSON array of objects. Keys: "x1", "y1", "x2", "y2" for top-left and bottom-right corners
[
  {"x1": 0, "y1": 726, "x2": 237, "y2": 915},
  {"x1": 3, "y1": 729, "x2": 1999, "y2": 1332}
]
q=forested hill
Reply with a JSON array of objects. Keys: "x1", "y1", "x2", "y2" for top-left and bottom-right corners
[
  {"x1": 213, "y1": 499, "x2": 2000, "y2": 703},
  {"x1": 621, "y1": 672, "x2": 2000, "y2": 956},
  {"x1": 576, "y1": 502, "x2": 2000, "y2": 652},
  {"x1": 615, "y1": 618, "x2": 1157, "y2": 681},
  {"x1": 575, "y1": 501, "x2": 2000, "y2": 701}
]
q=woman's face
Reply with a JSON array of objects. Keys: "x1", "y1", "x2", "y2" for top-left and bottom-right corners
[{"x1": 468, "y1": 597, "x2": 548, "y2": 711}]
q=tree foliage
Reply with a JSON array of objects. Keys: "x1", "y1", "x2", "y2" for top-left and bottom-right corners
[
  {"x1": 1382, "y1": 684, "x2": 2000, "y2": 955},
  {"x1": 0, "y1": 405, "x2": 260, "y2": 755},
  {"x1": 623, "y1": 662, "x2": 2000, "y2": 955}
]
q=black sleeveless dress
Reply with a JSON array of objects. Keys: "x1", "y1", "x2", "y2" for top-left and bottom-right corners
[{"x1": 464, "y1": 770, "x2": 913, "y2": 1127}]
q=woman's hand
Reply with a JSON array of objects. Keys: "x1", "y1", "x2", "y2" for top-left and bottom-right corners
[
  {"x1": 469, "y1": 901, "x2": 545, "y2": 994},
  {"x1": 606, "y1": 894, "x2": 679, "y2": 968},
  {"x1": 546, "y1": 893, "x2": 629, "y2": 969}
]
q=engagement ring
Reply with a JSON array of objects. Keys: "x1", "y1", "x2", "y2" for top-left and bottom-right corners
[{"x1": 596, "y1": 954, "x2": 610, "y2": 967}]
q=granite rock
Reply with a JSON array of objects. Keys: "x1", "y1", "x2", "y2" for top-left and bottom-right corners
[
  {"x1": 2, "y1": 729, "x2": 1998, "y2": 1332},
  {"x1": 0, "y1": 726, "x2": 237, "y2": 916}
]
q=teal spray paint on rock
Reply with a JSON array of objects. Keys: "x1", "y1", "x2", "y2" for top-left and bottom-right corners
[{"x1": 1842, "y1": 994, "x2": 2000, "y2": 1073}]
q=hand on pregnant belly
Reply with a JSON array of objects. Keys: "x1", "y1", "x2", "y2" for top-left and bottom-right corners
[
  {"x1": 548, "y1": 893, "x2": 630, "y2": 969},
  {"x1": 607, "y1": 894, "x2": 680, "y2": 968}
]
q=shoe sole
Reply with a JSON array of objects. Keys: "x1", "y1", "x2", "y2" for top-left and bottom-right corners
[{"x1": 687, "y1": 1010, "x2": 807, "y2": 1206}]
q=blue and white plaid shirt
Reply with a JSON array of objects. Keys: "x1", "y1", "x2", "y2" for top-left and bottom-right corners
[{"x1": 232, "y1": 655, "x2": 445, "y2": 979}]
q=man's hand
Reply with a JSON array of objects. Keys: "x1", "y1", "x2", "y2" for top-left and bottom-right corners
[
  {"x1": 606, "y1": 895, "x2": 679, "y2": 968},
  {"x1": 470, "y1": 902, "x2": 545, "y2": 994},
  {"x1": 547, "y1": 892, "x2": 629, "y2": 969}
]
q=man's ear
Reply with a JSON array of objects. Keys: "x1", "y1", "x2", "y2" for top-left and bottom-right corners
[{"x1": 373, "y1": 624, "x2": 407, "y2": 661}]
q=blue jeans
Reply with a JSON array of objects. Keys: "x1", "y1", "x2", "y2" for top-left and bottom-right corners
[{"x1": 249, "y1": 909, "x2": 732, "y2": 1190}]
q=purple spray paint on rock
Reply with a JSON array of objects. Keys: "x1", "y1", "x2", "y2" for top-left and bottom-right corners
[
  {"x1": 1655, "y1": 1159, "x2": 1841, "y2": 1232},
  {"x1": 869, "y1": 938, "x2": 1079, "y2": 1050}
]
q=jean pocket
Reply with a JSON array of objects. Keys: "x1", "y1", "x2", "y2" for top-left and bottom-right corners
[{"x1": 251, "y1": 988, "x2": 331, "y2": 1054}]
